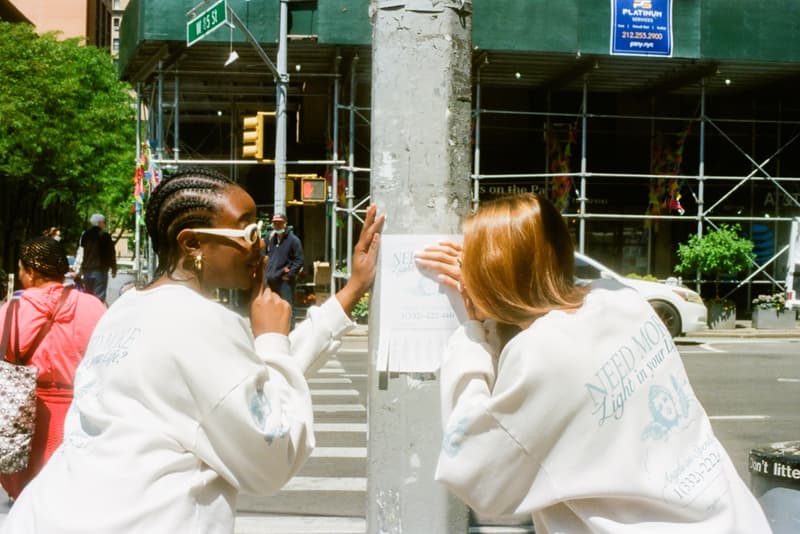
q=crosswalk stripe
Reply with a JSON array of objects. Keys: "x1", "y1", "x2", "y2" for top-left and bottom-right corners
[
  {"x1": 308, "y1": 377, "x2": 353, "y2": 384},
  {"x1": 318, "y1": 368, "x2": 346, "y2": 374},
  {"x1": 282, "y1": 476, "x2": 366, "y2": 492},
  {"x1": 314, "y1": 404, "x2": 366, "y2": 413},
  {"x1": 317, "y1": 368, "x2": 347, "y2": 375},
  {"x1": 311, "y1": 389, "x2": 360, "y2": 397},
  {"x1": 311, "y1": 447, "x2": 367, "y2": 458},
  {"x1": 314, "y1": 423, "x2": 367, "y2": 433},
  {"x1": 709, "y1": 415, "x2": 769, "y2": 421},
  {"x1": 234, "y1": 514, "x2": 365, "y2": 534}
]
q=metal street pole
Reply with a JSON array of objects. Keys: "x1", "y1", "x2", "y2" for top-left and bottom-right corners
[
  {"x1": 225, "y1": 2, "x2": 288, "y2": 214},
  {"x1": 274, "y1": 0, "x2": 289, "y2": 215},
  {"x1": 367, "y1": 2, "x2": 473, "y2": 533}
]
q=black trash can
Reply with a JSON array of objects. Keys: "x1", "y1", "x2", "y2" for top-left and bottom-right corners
[{"x1": 749, "y1": 441, "x2": 800, "y2": 534}]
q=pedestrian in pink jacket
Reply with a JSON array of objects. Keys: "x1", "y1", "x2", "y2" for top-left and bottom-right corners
[{"x1": 0, "y1": 237, "x2": 106, "y2": 499}]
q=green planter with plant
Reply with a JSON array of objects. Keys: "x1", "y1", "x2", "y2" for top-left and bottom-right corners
[
  {"x1": 674, "y1": 224, "x2": 755, "y2": 329},
  {"x1": 751, "y1": 293, "x2": 796, "y2": 329}
]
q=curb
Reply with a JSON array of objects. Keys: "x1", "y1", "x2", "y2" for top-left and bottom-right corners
[
  {"x1": 345, "y1": 324, "x2": 800, "y2": 340},
  {"x1": 680, "y1": 330, "x2": 800, "y2": 340}
]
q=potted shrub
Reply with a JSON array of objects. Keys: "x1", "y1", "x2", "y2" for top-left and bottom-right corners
[
  {"x1": 675, "y1": 224, "x2": 755, "y2": 329},
  {"x1": 751, "y1": 293, "x2": 796, "y2": 329},
  {"x1": 352, "y1": 292, "x2": 370, "y2": 325}
]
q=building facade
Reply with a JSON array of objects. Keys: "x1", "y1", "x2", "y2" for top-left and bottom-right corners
[
  {"x1": 118, "y1": 0, "x2": 800, "y2": 311},
  {"x1": 2, "y1": 0, "x2": 127, "y2": 55}
]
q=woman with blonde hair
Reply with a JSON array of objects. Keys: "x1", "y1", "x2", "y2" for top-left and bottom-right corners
[{"x1": 415, "y1": 193, "x2": 770, "y2": 534}]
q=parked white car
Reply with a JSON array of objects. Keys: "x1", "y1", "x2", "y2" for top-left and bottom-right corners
[{"x1": 574, "y1": 253, "x2": 708, "y2": 337}]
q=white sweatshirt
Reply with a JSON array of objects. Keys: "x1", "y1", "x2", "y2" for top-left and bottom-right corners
[
  {"x1": 1, "y1": 284, "x2": 353, "y2": 534},
  {"x1": 435, "y1": 281, "x2": 772, "y2": 534}
]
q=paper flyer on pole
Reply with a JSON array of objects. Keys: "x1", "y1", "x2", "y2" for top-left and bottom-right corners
[{"x1": 376, "y1": 234, "x2": 466, "y2": 373}]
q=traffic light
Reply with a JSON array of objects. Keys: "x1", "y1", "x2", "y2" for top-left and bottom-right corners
[
  {"x1": 301, "y1": 177, "x2": 327, "y2": 204},
  {"x1": 242, "y1": 111, "x2": 275, "y2": 160}
]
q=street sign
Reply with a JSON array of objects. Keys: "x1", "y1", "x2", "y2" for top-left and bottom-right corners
[{"x1": 187, "y1": 0, "x2": 227, "y2": 47}]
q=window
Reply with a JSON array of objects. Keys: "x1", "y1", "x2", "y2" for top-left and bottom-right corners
[
  {"x1": 112, "y1": 39, "x2": 120, "y2": 54},
  {"x1": 113, "y1": 0, "x2": 120, "y2": 9},
  {"x1": 113, "y1": 17, "x2": 120, "y2": 31}
]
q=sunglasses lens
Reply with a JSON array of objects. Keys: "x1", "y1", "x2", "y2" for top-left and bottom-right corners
[
  {"x1": 246, "y1": 226, "x2": 258, "y2": 244},
  {"x1": 248, "y1": 221, "x2": 265, "y2": 244}
]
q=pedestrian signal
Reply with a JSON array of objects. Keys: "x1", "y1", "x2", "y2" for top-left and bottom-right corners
[{"x1": 301, "y1": 177, "x2": 327, "y2": 204}]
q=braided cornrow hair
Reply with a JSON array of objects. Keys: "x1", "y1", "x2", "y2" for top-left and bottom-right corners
[
  {"x1": 145, "y1": 167, "x2": 237, "y2": 279},
  {"x1": 19, "y1": 237, "x2": 69, "y2": 281}
]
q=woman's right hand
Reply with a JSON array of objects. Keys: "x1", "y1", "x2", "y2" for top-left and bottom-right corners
[
  {"x1": 415, "y1": 241, "x2": 482, "y2": 322},
  {"x1": 414, "y1": 240, "x2": 463, "y2": 291},
  {"x1": 250, "y1": 258, "x2": 291, "y2": 337}
]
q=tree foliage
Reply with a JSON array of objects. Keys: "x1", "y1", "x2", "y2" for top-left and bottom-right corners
[
  {"x1": 0, "y1": 21, "x2": 136, "y2": 278},
  {"x1": 674, "y1": 224, "x2": 755, "y2": 297}
]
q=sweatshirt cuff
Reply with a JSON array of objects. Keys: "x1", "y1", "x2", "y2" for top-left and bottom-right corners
[
  {"x1": 443, "y1": 322, "x2": 495, "y2": 381},
  {"x1": 254, "y1": 333, "x2": 291, "y2": 361},
  {"x1": 318, "y1": 296, "x2": 355, "y2": 339}
]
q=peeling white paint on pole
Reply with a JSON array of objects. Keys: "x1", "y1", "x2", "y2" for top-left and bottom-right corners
[{"x1": 368, "y1": 1, "x2": 472, "y2": 532}]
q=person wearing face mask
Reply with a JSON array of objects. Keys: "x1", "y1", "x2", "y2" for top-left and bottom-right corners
[
  {"x1": 42, "y1": 227, "x2": 62, "y2": 242},
  {"x1": 264, "y1": 213, "x2": 304, "y2": 329}
]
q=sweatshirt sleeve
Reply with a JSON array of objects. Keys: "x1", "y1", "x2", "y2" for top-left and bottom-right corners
[
  {"x1": 288, "y1": 296, "x2": 354, "y2": 376},
  {"x1": 435, "y1": 322, "x2": 558, "y2": 517},
  {"x1": 192, "y1": 332, "x2": 315, "y2": 496}
]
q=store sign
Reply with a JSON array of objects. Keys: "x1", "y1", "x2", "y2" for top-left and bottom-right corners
[{"x1": 610, "y1": 0, "x2": 673, "y2": 57}]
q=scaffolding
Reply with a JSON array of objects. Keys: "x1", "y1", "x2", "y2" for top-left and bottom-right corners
[
  {"x1": 131, "y1": 51, "x2": 371, "y2": 298},
  {"x1": 132, "y1": 51, "x2": 800, "y2": 312},
  {"x1": 471, "y1": 75, "x2": 800, "y2": 308}
]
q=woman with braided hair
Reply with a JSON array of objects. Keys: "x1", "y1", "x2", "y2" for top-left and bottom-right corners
[
  {"x1": 2, "y1": 167, "x2": 384, "y2": 533},
  {"x1": 0, "y1": 237, "x2": 106, "y2": 500}
]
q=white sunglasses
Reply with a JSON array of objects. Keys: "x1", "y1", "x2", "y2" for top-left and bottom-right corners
[{"x1": 192, "y1": 220, "x2": 263, "y2": 245}]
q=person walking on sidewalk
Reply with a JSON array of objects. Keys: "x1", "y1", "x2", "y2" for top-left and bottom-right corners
[
  {"x1": 76, "y1": 213, "x2": 116, "y2": 303},
  {"x1": 0, "y1": 237, "x2": 106, "y2": 500},
  {"x1": 264, "y1": 212, "x2": 304, "y2": 329},
  {"x1": 0, "y1": 167, "x2": 384, "y2": 534},
  {"x1": 416, "y1": 193, "x2": 771, "y2": 534}
]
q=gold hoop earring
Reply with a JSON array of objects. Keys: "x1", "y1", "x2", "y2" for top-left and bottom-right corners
[{"x1": 193, "y1": 254, "x2": 203, "y2": 273}]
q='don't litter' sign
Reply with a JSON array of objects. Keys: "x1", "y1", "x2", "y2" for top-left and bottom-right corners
[{"x1": 610, "y1": 0, "x2": 673, "y2": 57}]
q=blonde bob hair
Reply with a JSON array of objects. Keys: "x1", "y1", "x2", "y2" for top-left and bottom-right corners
[{"x1": 461, "y1": 193, "x2": 588, "y2": 326}]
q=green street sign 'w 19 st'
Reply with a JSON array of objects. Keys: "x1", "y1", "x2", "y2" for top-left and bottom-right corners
[{"x1": 187, "y1": 0, "x2": 227, "y2": 47}]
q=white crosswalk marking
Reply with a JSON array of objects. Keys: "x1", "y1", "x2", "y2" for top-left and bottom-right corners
[{"x1": 236, "y1": 332, "x2": 370, "y2": 532}]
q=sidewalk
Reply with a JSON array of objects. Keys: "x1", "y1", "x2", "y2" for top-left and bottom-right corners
[
  {"x1": 682, "y1": 320, "x2": 800, "y2": 339},
  {"x1": 352, "y1": 323, "x2": 800, "y2": 340}
]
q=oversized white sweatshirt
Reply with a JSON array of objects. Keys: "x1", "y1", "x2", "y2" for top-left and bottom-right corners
[
  {"x1": 1, "y1": 284, "x2": 353, "y2": 534},
  {"x1": 435, "y1": 281, "x2": 772, "y2": 534}
]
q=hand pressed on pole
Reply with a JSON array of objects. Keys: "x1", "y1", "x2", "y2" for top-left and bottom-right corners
[{"x1": 336, "y1": 204, "x2": 385, "y2": 317}]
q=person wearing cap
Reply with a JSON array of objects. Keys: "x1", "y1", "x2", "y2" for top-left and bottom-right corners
[
  {"x1": 77, "y1": 213, "x2": 117, "y2": 303},
  {"x1": 264, "y1": 213, "x2": 304, "y2": 328}
]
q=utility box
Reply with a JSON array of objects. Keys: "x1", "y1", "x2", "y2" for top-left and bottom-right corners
[{"x1": 749, "y1": 441, "x2": 800, "y2": 533}]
